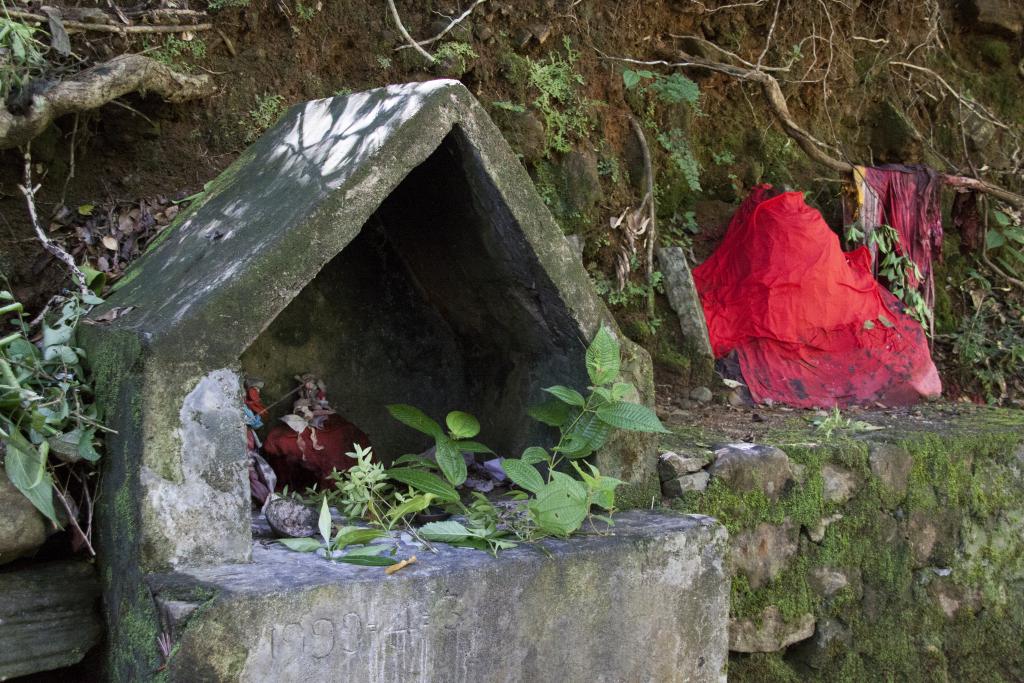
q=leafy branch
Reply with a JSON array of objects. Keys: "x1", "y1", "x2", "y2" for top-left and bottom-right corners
[
  {"x1": 1, "y1": 286, "x2": 107, "y2": 553},
  {"x1": 278, "y1": 326, "x2": 668, "y2": 558}
]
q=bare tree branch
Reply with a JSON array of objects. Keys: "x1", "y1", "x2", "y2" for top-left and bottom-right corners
[
  {"x1": 4, "y1": 9, "x2": 212, "y2": 34},
  {"x1": 600, "y1": 48, "x2": 1024, "y2": 210},
  {"x1": 18, "y1": 145, "x2": 90, "y2": 297},
  {"x1": 386, "y1": 0, "x2": 436, "y2": 63},
  {"x1": 394, "y1": 0, "x2": 487, "y2": 52},
  {"x1": 891, "y1": 61, "x2": 1011, "y2": 132},
  {"x1": 0, "y1": 54, "x2": 215, "y2": 150},
  {"x1": 687, "y1": 0, "x2": 766, "y2": 13}
]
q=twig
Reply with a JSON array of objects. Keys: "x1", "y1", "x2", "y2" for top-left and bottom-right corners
[
  {"x1": 394, "y1": 0, "x2": 486, "y2": 52},
  {"x1": 72, "y1": 467, "x2": 95, "y2": 553},
  {"x1": 28, "y1": 295, "x2": 59, "y2": 329},
  {"x1": 385, "y1": 554, "x2": 417, "y2": 575},
  {"x1": 756, "y1": 0, "x2": 782, "y2": 69},
  {"x1": 629, "y1": 116, "x2": 657, "y2": 318},
  {"x1": 852, "y1": 35, "x2": 889, "y2": 46},
  {"x1": 53, "y1": 477, "x2": 96, "y2": 556},
  {"x1": 667, "y1": 33, "x2": 791, "y2": 72},
  {"x1": 216, "y1": 27, "x2": 237, "y2": 58},
  {"x1": 891, "y1": 62, "x2": 1011, "y2": 132},
  {"x1": 386, "y1": 0, "x2": 435, "y2": 63},
  {"x1": 18, "y1": 145, "x2": 90, "y2": 297},
  {"x1": 980, "y1": 197, "x2": 1024, "y2": 290},
  {"x1": 106, "y1": 0, "x2": 130, "y2": 25},
  {"x1": 403, "y1": 525, "x2": 439, "y2": 554},
  {"x1": 4, "y1": 10, "x2": 212, "y2": 34},
  {"x1": 123, "y1": 8, "x2": 209, "y2": 20},
  {"x1": 687, "y1": 0, "x2": 766, "y2": 13},
  {"x1": 58, "y1": 113, "x2": 78, "y2": 209},
  {"x1": 8, "y1": 5, "x2": 208, "y2": 20},
  {"x1": 982, "y1": 248, "x2": 1024, "y2": 290}
]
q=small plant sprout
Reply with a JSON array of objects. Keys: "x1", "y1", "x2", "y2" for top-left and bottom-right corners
[{"x1": 276, "y1": 496, "x2": 398, "y2": 566}]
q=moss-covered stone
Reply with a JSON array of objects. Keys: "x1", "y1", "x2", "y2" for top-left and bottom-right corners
[
  {"x1": 153, "y1": 512, "x2": 728, "y2": 682},
  {"x1": 669, "y1": 406, "x2": 1024, "y2": 682}
]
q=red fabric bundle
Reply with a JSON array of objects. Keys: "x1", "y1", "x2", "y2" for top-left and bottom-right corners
[
  {"x1": 263, "y1": 414, "x2": 371, "y2": 491},
  {"x1": 861, "y1": 165, "x2": 944, "y2": 309},
  {"x1": 693, "y1": 185, "x2": 941, "y2": 408}
]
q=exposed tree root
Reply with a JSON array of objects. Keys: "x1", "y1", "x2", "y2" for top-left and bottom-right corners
[
  {"x1": 604, "y1": 48, "x2": 1024, "y2": 211},
  {"x1": 5, "y1": 9, "x2": 212, "y2": 34},
  {"x1": 0, "y1": 54, "x2": 215, "y2": 150}
]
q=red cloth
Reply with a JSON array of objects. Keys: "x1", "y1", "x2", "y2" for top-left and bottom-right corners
[
  {"x1": 693, "y1": 186, "x2": 941, "y2": 408},
  {"x1": 862, "y1": 165, "x2": 944, "y2": 309},
  {"x1": 263, "y1": 414, "x2": 370, "y2": 491}
]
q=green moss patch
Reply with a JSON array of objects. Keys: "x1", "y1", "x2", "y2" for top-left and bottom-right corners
[{"x1": 672, "y1": 408, "x2": 1024, "y2": 682}]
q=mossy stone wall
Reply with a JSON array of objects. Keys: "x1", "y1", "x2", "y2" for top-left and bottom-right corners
[{"x1": 665, "y1": 408, "x2": 1024, "y2": 682}]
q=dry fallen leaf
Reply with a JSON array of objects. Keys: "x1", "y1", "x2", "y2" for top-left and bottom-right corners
[
  {"x1": 83, "y1": 306, "x2": 136, "y2": 325},
  {"x1": 101, "y1": 236, "x2": 119, "y2": 251}
]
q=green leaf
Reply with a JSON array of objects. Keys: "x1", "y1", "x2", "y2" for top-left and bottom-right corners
[
  {"x1": 77, "y1": 203, "x2": 94, "y2": 216},
  {"x1": 611, "y1": 382, "x2": 635, "y2": 401},
  {"x1": 341, "y1": 544, "x2": 389, "y2": 558},
  {"x1": 986, "y1": 230, "x2": 1006, "y2": 250},
  {"x1": 387, "y1": 404, "x2": 444, "y2": 438},
  {"x1": 386, "y1": 468, "x2": 460, "y2": 502},
  {"x1": 622, "y1": 69, "x2": 642, "y2": 89},
  {"x1": 543, "y1": 385, "x2": 586, "y2": 407},
  {"x1": 570, "y1": 411, "x2": 613, "y2": 457},
  {"x1": 435, "y1": 437, "x2": 467, "y2": 486},
  {"x1": 878, "y1": 314, "x2": 894, "y2": 328},
  {"x1": 586, "y1": 326, "x2": 620, "y2": 385},
  {"x1": 418, "y1": 519, "x2": 471, "y2": 542},
  {"x1": 4, "y1": 442, "x2": 59, "y2": 525},
  {"x1": 650, "y1": 73, "x2": 700, "y2": 105},
  {"x1": 501, "y1": 458, "x2": 545, "y2": 494},
  {"x1": 337, "y1": 554, "x2": 398, "y2": 566},
  {"x1": 589, "y1": 473, "x2": 623, "y2": 511},
  {"x1": 445, "y1": 411, "x2": 480, "y2": 439},
  {"x1": 47, "y1": 428, "x2": 83, "y2": 461},
  {"x1": 391, "y1": 454, "x2": 439, "y2": 469},
  {"x1": 387, "y1": 494, "x2": 434, "y2": 521},
  {"x1": 521, "y1": 446, "x2": 549, "y2": 464},
  {"x1": 318, "y1": 497, "x2": 332, "y2": 544},
  {"x1": 456, "y1": 440, "x2": 494, "y2": 454},
  {"x1": 549, "y1": 471, "x2": 588, "y2": 496},
  {"x1": 277, "y1": 537, "x2": 323, "y2": 552},
  {"x1": 553, "y1": 431, "x2": 588, "y2": 454},
  {"x1": 43, "y1": 344, "x2": 78, "y2": 364},
  {"x1": 595, "y1": 401, "x2": 670, "y2": 433},
  {"x1": 79, "y1": 429, "x2": 100, "y2": 464},
  {"x1": 333, "y1": 526, "x2": 388, "y2": 549},
  {"x1": 447, "y1": 536, "x2": 492, "y2": 551},
  {"x1": 42, "y1": 323, "x2": 73, "y2": 349},
  {"x1": 527, "y1": 398, "x2": 572, "y2": 427},
  {"x1": 529, "y1": 476, "x2": 588, "y2": 536}
]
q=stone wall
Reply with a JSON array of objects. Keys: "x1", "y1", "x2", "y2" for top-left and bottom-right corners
[{"x1": 660, "y1": 407, "x2": 1024, "y2": 682}]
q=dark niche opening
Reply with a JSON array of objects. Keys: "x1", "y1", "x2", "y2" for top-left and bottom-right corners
[{"x1": 240, "y1": 126, "x2": 587, "y2": 462}]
